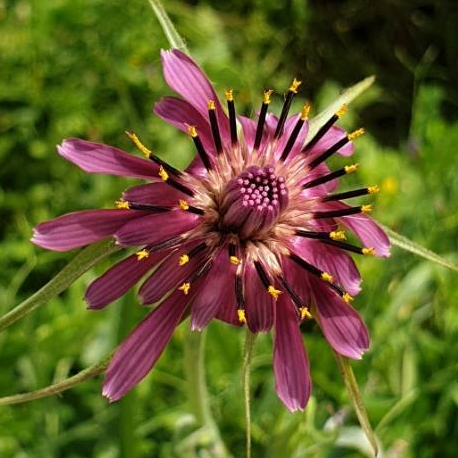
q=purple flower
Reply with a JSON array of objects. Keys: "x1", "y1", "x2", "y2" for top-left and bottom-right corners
[{"x1": 32, "y1": 49, "x2": 390, "y2": 412}]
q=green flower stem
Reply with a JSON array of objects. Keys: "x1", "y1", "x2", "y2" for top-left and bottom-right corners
[
  {"x1": 148, "y1": 0, "x2": 188, "y2": 52},
  {"x1": 0, "y1": 355, "x2": 111, "y2": 406},
  {"x1": 183, "y1": 327, "x2": 230, "y2": 458},
  {"x1": 242, "y1": 329, "x2": 257, "y2": 458},
  {"x1": 334, "y1": 352, "x2": 378, "y2": 457},
  {"x1": 117, "y1": 291, "x2": 140, "y2": 458},
  {"x1": 0, "y1": 239, "x2": 120, "y2": 333}
]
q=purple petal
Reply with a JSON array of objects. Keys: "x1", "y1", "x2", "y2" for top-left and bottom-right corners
[
  {"x1": 244, "y1": 261, "x2": 275, "y2": 332},
  {"x1": 139, "y1": 243, "x2": 207, "y2": 304},
  {"x1": 122, "y1": 182, "x2": 183, "y2": 205},
  {"x1": 215, "y1": 289, "x2": 243, "y2": 327},
  {"x1": 274, "y1": 295, "x2": 311, "y2": 411},
  {"x1": 311, "y1": 279, "x2": 369, "y2": 359},
  {"x1": 339, "y1": 212, "x2": 391, "y2": 258},
  {"x1": 154, "y1": 97, "x2": 216, "y2": 156},
  {"x1": 291, "y1": 238, "x2": 361, "y2": 295},
  {"x1": 85, "y1": 250, "x2": 165, "y2": 309},
  {"x1": 115, "y1": 211, "x2": 199, "y2": 247},
  {"x1": 31, "y1": 209, "x2": 142, "y2": 251},
  {"x1": 58, "y1": 138, "x2": 159, "y2": 180},
  {"x1": 190, "y1": 248, "x2": 237, "y2": 331},
  {"x1": 160, "y1": 49, "x2": 229, "y2": 142},
  {"x1": 102, "y1": 290, "x2": 189, "y2": 401}
]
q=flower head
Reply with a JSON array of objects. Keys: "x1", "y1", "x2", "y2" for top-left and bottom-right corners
[{"x1": 32, "y1": 49, "x2": 390, "y2": 411}]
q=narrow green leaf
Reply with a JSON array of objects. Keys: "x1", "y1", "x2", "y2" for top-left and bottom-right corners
[
  {"x1": 148, "y1": 0, "x2": 188, "y2": 52},
  {"x1": 383, "y1": 225, "x2": 458, "y2": 272},
  {"x1": 334, "y1": 353, "x2": 379, "y2": 458},
  {"x1": 307, "y1": 75, "x2": 376, "y2": 142}
]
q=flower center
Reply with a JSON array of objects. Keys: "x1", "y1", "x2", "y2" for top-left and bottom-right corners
[{"x1": 219, "y1": 164, "x2": 288, "y2": 238}]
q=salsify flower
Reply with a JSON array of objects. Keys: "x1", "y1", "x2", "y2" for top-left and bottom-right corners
[{"x1": 32, "y1": 49, "x2": 390, "y2": 412}]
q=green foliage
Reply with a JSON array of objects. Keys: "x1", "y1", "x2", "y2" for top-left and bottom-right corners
[{"x1": 1, "y1": 0, "x2": 457, "y2": 457}]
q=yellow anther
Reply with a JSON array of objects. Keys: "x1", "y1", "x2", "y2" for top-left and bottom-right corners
[
  {"x1": 344, "y1": 163, "x2": 359, "y2": 174},
  {"x1": 342, "y1": 292, "x2": 354, "y2": 303},
  {"x1": 362, "y1": 247, "x2": 376, "y2": 256},
  {"x1": 263, "y1": 89, "x2": 274, "y2": 104},
  {"x1": 225, "y1": 89, "x2": 234, "y2": 101},
  {"x1": 321, "y1": 272, "x2": 334, "y2": 283},
  {"x1": 237, "y1": 309, "x2": 246, "y2": 324},
  {"x1": 368, "y1": 185, "x2": 380, "y2": 194},
  {"x1": 230, "y1": 256, "x2": 241, "y2": 265},
  {"x1": 361, "y1": 204, "x2": 373, "y2": 213},
  {"x1": 178, "y1": 282, "x2": 191, "y2": 295},
  {"x1": 188, "y1": 125, "x2": 198, "y2": 138},
  {"x1": 207, "y1": 99, "x2": 215, "y2": 110},
  {"x1": 179, "y1": 254, "x2": 189, "y2": 266},
  {"x1": 116, "y1": 200, "x2": 130, "y2": 210},
  {"x1": 347, "y1": 127, "x2": 365, "y2": 141},
  {"x1": 125, "y1": 131, "x2": 152, "y2": 159},
  {"x1": 267, "y1": 285, "x2": 282, "y2": 300},
  {"x1": 135, "y1": 249, "x2": 149, "y2": 261},
  {"x1": 330, "y1": 230, "x2": 347, "y2": 241},
  {"x1": 289, "y1": 78, "x2": 302, "y2": 93},
  {"x1": 300, "y1": 103, "x2": 311, "y2": 121},
  {"x1": 299, "y1": 307, "x2": 313, "y2": 320},
  {"x1": 179, "y1": 199, "x2": 189, "y2": 211},
  {"x1": 335, "y1": 104, "x2": 348, "y2": 118},
  {"x1": 159, "y1": 165, "x2": 169, "y2": 181}
]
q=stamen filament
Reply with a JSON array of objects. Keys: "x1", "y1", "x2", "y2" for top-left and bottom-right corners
[
  {"x1": 303, "y1": 104, "x2": 347, "y2": 152},
  {"x1": 274, "y1": 78, "x2": 301, "y2": 139},
  {"x1": 126, "y1": 131, "x2": 181, "y2": 177},
  {"x1": 308, "y1": 136, "x2": 348, "y2": 169},
  {"x1": 302, "y1": 164, "x2": 359, "y2": 189},
  {"x1": 320, "y1": 238, "x2": 376, "y2": 255},
  {"x1": 295, "y1": 229, "x2": 346, "y2": 241},
  {"x1": 289, "y1": 252, "x2": 333, "y2": 285},
  {"x1": 117, "y1": 201, "x2": 172, "y2": 212},
  {"x1": 322, "y1": 186, "x2": 379, "y2": 202},
  {"x1": 279, "y1": 103, "x2": 310, "y2": 162},
  {"x1": 313, "y1": 205, "x2": 372, "y2": 219},
  {"x1": 253, "y1": 90, "x2": 273, "y2": 151},
  {"x1": 159, "y1": 166, "x2": 194, "y2": 197},
  {"x1": 226, "y1": 90, "x2": 238, "y2": 145},
  {"x1": 208, "y1": 100, "x2": 223, "y2": 154},
  {"x1": 179, "y1": 199, "x2": 205, "y2": 215},
  {"x1": 188, "y1": 125, "x2": 212, "y2": 171},
  {"x1": 235, "y1": 271, "x2": 245, "y2": 309},
  {"x1": 254, "y1": 261, "x2": 270, "y2": 289},
  {"x1": 228, "y1": 243, "x2": 241, "y2": 265},
  {"x1": 278, "y1": 276, "x2": 306, "y2": 313}
]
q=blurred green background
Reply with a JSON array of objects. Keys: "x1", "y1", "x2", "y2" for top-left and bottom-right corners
[{"x1": 1, "y1": 0, "x2": 458, "y2": 457}]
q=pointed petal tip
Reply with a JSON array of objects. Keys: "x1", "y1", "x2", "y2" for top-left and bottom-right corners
[
  {"x1": 102, "y1": 387, "x2": 119, "y2": 403},
  {"x1": 280, "y1": 396, "x2": 306, "y2": 413}
]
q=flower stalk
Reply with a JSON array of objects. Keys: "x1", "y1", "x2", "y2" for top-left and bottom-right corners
[
  {"x1": 334, "y1": 352, "x2": 378, "y2": 457},
  {"x1": 0, "y1": 239, "x2": 120, "y2": 333},
  {"x1": 183, "y1": 328, "x2": 230, "y2": 457},
  {"x1": 0, "y1": 355, "x2": 111, "y2": 406},
  {"x1": 242, "y1": 329, "x2": 257, "y2": 458}
]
